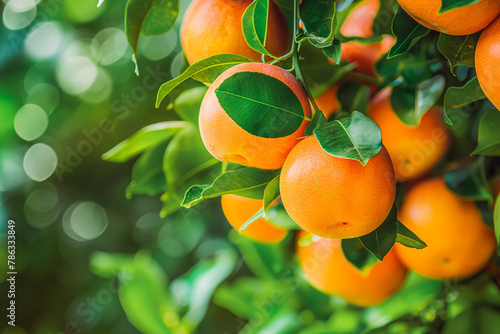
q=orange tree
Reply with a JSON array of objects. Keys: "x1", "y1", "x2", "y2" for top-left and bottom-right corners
[{"x1": 96, "y1": 0, "x2": 500, "y2": 333}]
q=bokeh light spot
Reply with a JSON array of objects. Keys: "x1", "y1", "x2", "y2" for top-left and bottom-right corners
[
  {"x1": 26, "y1": 83, "x2": 60, "y2": 114},
  {"x1": 24, "y1": 182, "x2": 59, "y2": 229},
  {"x1": 57, "y1": 56, "x2": 98, "y2": 95},
  {"x1": 140, "y1": 30, "x2": 178, "y2": 61},
  {"x1": 25, "y1": 22, "x2": 64, "y2": 59},
  {"x1": 23, "y1": 143, "x2": 58, "y2": 181},
  {"x1": 14, "y1": 104, "x2": 48, "y2": 141},
  {"x1": 3, "y1": 1, "x2": 36, "y2": 30},
  {"x1": 62, "y1": 201, "x2": 108, "y2": 241},
  {"x1": 93, "y1": 28, "x2": 128, "y2": 66}
]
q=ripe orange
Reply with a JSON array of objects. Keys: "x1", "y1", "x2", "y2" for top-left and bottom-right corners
[
  {"x1": 369, "y1": 88, "x2": 450, "y2": 181},
  {"x1": 296, "y1": 230, "x2": 407, "y2": 306},
  {"x1": 339, "y1": 0, "x2": 396, "y2": 77},
  {"x1": 221, "y1": 194, "x2": 286, "y2": 243},
  {"x1": 280, "y1": 136, "x2": 396, "y2": 239},
  {"x1": 476, "y1": 16, "x2": 500, "y2": 111},
  {"x1": 199, "y1": 62, "x2": 311, "y2": 170},
  {"x1": 395, "y1": 178, "x2": 496, "y2": 280},
  {"x1": 314, "y1": 83, "x2": 340, "y2": 119},
  {"x1": 397, "y1": 0, "x2": 500, "y2": 36},
  {"x1": 180, "y1": 0, "x2": 290, "y2": 64}
]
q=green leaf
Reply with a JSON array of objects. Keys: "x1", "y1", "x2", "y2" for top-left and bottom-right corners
[
  {"x1": 305, "y1": 109, "x2": 327, "y2": 136},
  {"x1": 437, "y1": 32, "x2": 480, "y2": 75},
  {"x1": 241, "y1": 0, "x2": 272, "y2": 56},
  {"x1": 358, "y1": 202, "x2": 398, "y2": 261},
  {"x1": 337, "y1": 81, "x2": 371, "y2": 115},
  {"x1": 444, "y1": 158, "x2": 493, "y2": 203},
  {"x1": 443, "y1": 76, "x2": 486, "y2": 125},
  {"x1": 90, "y1": 252, "x2": 133, "y2": 278},
  {"x1": 263, "y1": 174, "x2": 280, "y2": 213},
  {"x1": 118, "y1": 254, "x2": 171, "y2": 334},
  {"x1": 162, "y1": 125, "x2": 220, "y2": 217},
  {"x1": 102, "y1": 121, "x2": 186, "y2": 162},
  {"x1": 181, "y1": 167, "x2": 280, "y2": 208},
  {"x1": 396, "y1": 220, "x2": 426, "y2": 249},
  {"x1": 266, "y1": 203, "x2": 300, "y2": 229},
  {"x1": 442, "y1": 306, "x2": 500, "y2": 334},
  {"x1": 322, "y1": 38, "x2": 342, "y2": 64},
  {"x1": 239, "y1": 207, "x2": 265, "y2": 232},
  {"x1": 125, "y1": 0, "x2": 179, "y2": 63},
  {"x1": 156, "y1": 54, "x2": 251, "y2": 107},
  {"x1": 173, "y1": 86, "x2": 208, "y2": 124},
  {"x1": 472, "y1": 109, "x2": 500, "y2": 156},
  {"x1": 388, "y1": 7, "x2": 430, "y2": 59},
  {"x1": 494, "y1": 195, "x2": 500, "y2": 255},
  {"x1": 341, "y1": 238, "x2": 378, "y2": 270},
  {"x1": 391, "y1": 75, "x2": 445, "y2": 126},
  {"x1": 170, "y1": 249, "x2": 236, "y2": 327},
  {"x1": 215, "y1": 71, "x2": 306, "y2": 138},
  {"x1": 314, "y1": 111, "x2": 382, "y2": 166},
  {"x1": 439, "y1": 0, "x2": 483, "y2": 13},
  {"x1": 299, "y1": 0, "x2": 337, "y2": 47},
  {"x1": 126, "y1": 141, "x2": 169, "y2": 198}
]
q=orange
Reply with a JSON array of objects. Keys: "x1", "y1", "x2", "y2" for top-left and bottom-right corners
[
  {"x1": 395, "y1": 178, "x2": 496, "y2": 280},
  {"x1": 339, "y1": 0, "x2": 396, "y2": 77},
  {"x1": 221, "y1": 194, "x2": 286, "y2": 243},
  {"x1": 397, "y1": 0, "x2": 500, "y2": 36},
  {"x1": 199, "y1": 62, "x2": 311, "y2": 170},
  {"x1": 476, "y1": 16, "x2": 500, "y2": 111},
  {"x1": 180, "y1": 0, "x2": 290, "y2": 64},
  {"x1": 296, "y1": 230, "x2": 407, "y2": 306},
  {"x1": 369, "y1": 88, "x2": 450, "y2": 181},
  {"x1": 280, "y1": 136, "x2": 396, "y2": 239},
  {"x1": 314, "y1": 83, "x2": 340, "y2": 119}
]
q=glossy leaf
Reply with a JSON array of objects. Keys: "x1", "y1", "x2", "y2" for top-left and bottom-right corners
[
  {"x1": 341, "y1": 238, "x2": 378, "y2": 271},
  {"x1": 241, "y1": 0, "x2": 272, "y2": 56},
  {"x1": 494, "y1": 195, "x2": 500, "y2": 255},
  {"x1": 126, "y1": 141, "x2": 169, "y2": 198},
  {"x1": 314, "y1": 111, "x2": 382, "y2": 166},
  {"x1": 444, "y1": 158, "x2": 493, "y2": 203},
  {"x1": 170, "y1": 249, "x2": 236, "y2": 327},
  {"x1": 156, "y1": 54, "x2": 251, "y2": 107},
  {"x1": 472, "y1": 109, "x2": 500, "y2": 156},
  {"x1": 439, "y1": 0, "x2": 482, "y2": 13},
  {"x1": 388, "y1": 7, "x2": 430, "y2": 59},
  {"x1": 215, "y1": 71, "x2": 306, "y2": 138},
  {"x1": 263, "y1": 174, "x2": 280, "y2": 213},
  {"x1": 173, "y1": 86, "x2": 208, "y2": 125},
  {"x1": 125, "y1": 0, "x2": 179, "y2": 63},
  {"x1": 102, "y1": 121, "x2": 186, "y2": 162},
  {"x1": 437, "y1": 32, "x2": 480, "y2": 75},
  {"x1": 239, "y1": 207, "x2": 265, "y2": 232},
  {"x1": 322, "y1": 38, "x2": 342, "y2": 64},
  {"x1": 300, "y1": 0, "x2": 337, "y2": 47},
  {"x1": 181, "y1": 167, "x2": 280, "y2": 208},
  {"x1": 396, "y1": 220, "x2": 426, "y2": 249},
  {"x1": 305, "y1": 109, "x2": 327, "y2": 136},
  {"x1": 358, "y1": 202, "x2": 398, "y2": 260},
  {"x1": 443, "y1": 76, "x2": 485, "y2": 125}
]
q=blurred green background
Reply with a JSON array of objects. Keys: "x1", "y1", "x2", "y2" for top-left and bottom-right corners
[{"x1": 1, "y1": 0, "x2": 500, "y2": 333}]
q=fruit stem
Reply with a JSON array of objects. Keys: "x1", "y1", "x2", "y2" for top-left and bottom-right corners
[{"x1": 291, "y1": 0, "x2": 321, "y2": 118}]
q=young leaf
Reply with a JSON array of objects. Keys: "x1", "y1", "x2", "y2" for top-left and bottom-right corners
[
  {"x1": 439, "y1": 0, "x2": 482, "y2": 13},
  {"x1": 156, "y1": 54, "x2": 251, "y2": 107},
  {"x1": 263, "y1": 175, "x2": 280, "y2": 213},
  {"x1": 443, "y1": 76, "x2": 485, "y2": 125},
  {"x1": 126, "y1": 141, "x2": 169, "y2": 198},
  {"x1": 314, "y1": 111, "x2": 382, "y2": 166},
  {"x1": 242, "y1": 0, "x2": 273, "y2": 56},
  {"x1": 341, "y1": 238, "x2": 378, "y2": 271},
  {"x1": 444, "y1": 158, "x2": 493, "y2": 203},
  {"x1": 472, "y1": 109, "x2": 500, "y2": 156},
  {"x1": 181, "y1": 168, "x2": 280, "y2": 208},
  {"x1": 305, "y1": 109, "x2": 327, "y2": 136},
  {"x1": 300, "y1": 0, "x2": 337, "y2": 47},
  {"x1": 437, "y1": 32, "x2": 480, "y2": 75},
  {"x1": 322, "y1": 38, "x2": 342, "y2": 64},
  {"x1": 358, "y1": 202, "x2": 398, "y2": 261},
  {"x1": 125, "y1": 0, "x2": 179, "y2": 65},
  {"x1": 102, "y1": 121, "x2": 187, "y2": 162},
  {"x1": 388, "y1": 7, "x2": 430, "y2": 59},
  {"x1": 494, "y1": 195, "x2": 500, "y2": 255},
  {"x1": 396, "y1": 220, "x2": 426, "y2": 249},
  {"x1": 215, "y1": 71, "x2": 306, "y2": 138}
]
